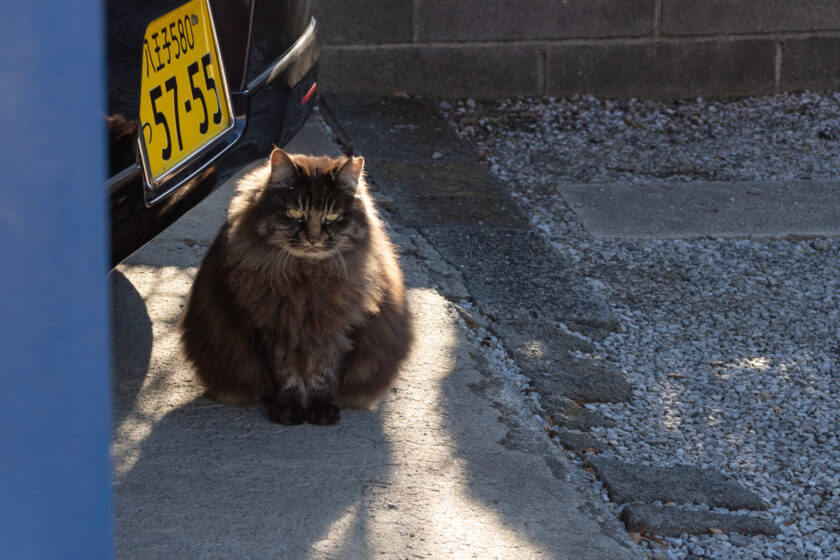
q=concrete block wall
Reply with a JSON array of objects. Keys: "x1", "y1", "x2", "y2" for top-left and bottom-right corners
[{"x1": 312, "y1": 0, "x2": 840, "y2": 99}]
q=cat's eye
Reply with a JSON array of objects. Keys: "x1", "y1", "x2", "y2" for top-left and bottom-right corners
[
  {"x1": 325, "y1": 212, "x2": 341, "y2": 222},
  {"x1": 287, "y1": 208, "x2": 304, "y2": 219}
]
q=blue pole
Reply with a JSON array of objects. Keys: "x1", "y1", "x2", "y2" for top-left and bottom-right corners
[{"x1": 0, "y1": 1, "x2": 112, "y2": 559}]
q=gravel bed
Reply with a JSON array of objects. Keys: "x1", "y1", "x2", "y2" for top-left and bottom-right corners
[{"x1": 443, "y1": 93, "x2": 840, "y2": 560}]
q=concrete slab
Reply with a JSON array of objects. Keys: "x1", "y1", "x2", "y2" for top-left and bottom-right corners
[
  {"x1": 111, "y1": 115, "x2": 641, "y2": 559},
  {"x1": 558, "y1": 180, "x2": 840, "y2": 239},
  {"x1": 620, "y1": 504, "x2": 779, "y2": 537},
  {"x1": 587, "y1": 457, "x2": 765, "y2": 510},
  {"x1": 500, "y1": 318, "x2": 631, "y2": 403},
  {"x1": 547, "y1": 399, "x2": 617, "y2": 431},
  {"x1": 528, "y1": 354, "x2": 632, "y2": 404},
  {"x1": 554, "y1": 429, "x2": 608, "y2": 454}
]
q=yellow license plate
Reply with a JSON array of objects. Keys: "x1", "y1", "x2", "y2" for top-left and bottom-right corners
[{"x1": 139, "y1": 0, "x2": 233, "y2": 182}]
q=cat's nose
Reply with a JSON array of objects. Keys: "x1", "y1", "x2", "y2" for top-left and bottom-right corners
[
  {"x1": 302, "y1": 232, "x2": 321, "y2": 246},
  {"x1": 306, "y1": 220, "x2": 322, "y2": 243}
]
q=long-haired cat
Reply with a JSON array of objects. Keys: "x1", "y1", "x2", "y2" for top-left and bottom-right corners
[{"x1": 179, "y1": 149, "x2": 413, "y2": 425}]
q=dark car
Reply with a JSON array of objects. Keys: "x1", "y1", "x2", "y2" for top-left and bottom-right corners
[{"x1": 107, "y1": 0, "x2": 319, "y2": 267}]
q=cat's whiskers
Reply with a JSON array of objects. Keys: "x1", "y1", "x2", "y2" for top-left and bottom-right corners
[
  {"x1": 280, "y1": 247, "x2": 293, "y2": 279},
  {"x1": 270, "y1": 251, "x2": 283, "y2": 298},
  {"x1": 269, "y1": 247, "x2": 295, "y2": 299},
  {"x1": 332, "y1": 248, "x2": 348, "y2": 293}
]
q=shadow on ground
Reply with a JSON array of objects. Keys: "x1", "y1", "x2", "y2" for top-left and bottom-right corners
[
  {"x1": 110, "y1": 269, "x2": 153, "y2": 431},
  {"x1": 110, "y1": 228, "x2": 393, "y2": 558}
]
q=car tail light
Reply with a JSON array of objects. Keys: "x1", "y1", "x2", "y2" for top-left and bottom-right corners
[{"x1": 302, "y1": 82, "x2": 317, "y2": 106}]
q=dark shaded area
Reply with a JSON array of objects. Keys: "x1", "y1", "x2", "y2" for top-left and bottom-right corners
[
  {"x1": 312, "y1": 0, "x2": 414, "y2": 45},
  {"x1": 111, "y1": 244, "x2": 392, "y2": 559},
  {"x1": 323, "y1": 94, "x2": 614, "y2": 329},
  {"x1": 115, "y1": 397, "x2": 391, "y2": 559},
  {"x1": 416, "y1": 0, "x2": 655, "y2": 42},
  {"x1": 546, "y1": 40, "x2": 776, "y2": 99},
  {"x1": 107, "y1": 115, "x2": 139, "y2": 176},
  {"x1": 110, "y1": 165, "x2": 219, "y2": 266},
  {"x1": 110, "y1": 269, "x2": 154, "y2": 431},
  {"x1": 322, "y1": 95, "x2": 622, "y2": 404}
]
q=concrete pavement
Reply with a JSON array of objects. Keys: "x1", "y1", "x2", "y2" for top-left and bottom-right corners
[
  {"x1": 111, "y1": 114, "x2": 641, "y2": 559},
  {"x1": 557, "y1": 179, "x2": 840, "y2": 240}
]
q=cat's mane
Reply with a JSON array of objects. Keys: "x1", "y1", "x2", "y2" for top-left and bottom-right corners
[{"x1": 179, "y1": 151, "x2": 413, "y2": 425}]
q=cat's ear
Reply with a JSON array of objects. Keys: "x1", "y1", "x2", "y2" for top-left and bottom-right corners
[
  {"x1": 336, "y1": 156, "x2": 365, "y2": 192},
  {"x1": 269, "y1": 148, "x2": 298, "y2": 187}
]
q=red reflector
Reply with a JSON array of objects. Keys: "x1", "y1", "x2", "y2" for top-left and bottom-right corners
[{"x1": 302, "y1": 82, "x2": 317, "y2": 106}]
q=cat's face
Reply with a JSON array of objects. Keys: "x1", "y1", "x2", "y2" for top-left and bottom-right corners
[{"x1": 252, "y1": 150, "x2": 368, "y2": 260}]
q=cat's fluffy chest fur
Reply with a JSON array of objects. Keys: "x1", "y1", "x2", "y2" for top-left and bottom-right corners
[{"x1": 180, "y1": 149, "x2": 413, "y2": 425}]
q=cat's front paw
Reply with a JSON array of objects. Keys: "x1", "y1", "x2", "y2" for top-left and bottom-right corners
[
  {"x1": 307, "y1": 401, "x2": 340, "y2": 426},
  {"x1": 268, "y1": 402, "x2": 307, "y2": 425}
]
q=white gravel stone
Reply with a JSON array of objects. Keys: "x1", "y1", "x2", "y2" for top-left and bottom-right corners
[{"x1": 446, "y1": 92, "x2": 840, "y2": 560}]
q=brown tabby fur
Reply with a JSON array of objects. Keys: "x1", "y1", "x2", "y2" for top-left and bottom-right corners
[{"x1": 179, "y1": 149, "x2": 413, "y2": 425}]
